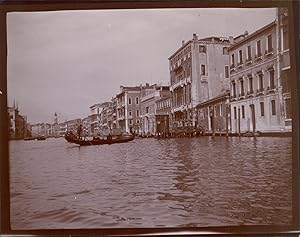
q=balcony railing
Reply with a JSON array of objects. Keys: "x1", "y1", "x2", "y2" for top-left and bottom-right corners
[
  {"x1": 230, "y1": 64, "x2": 235, "y2": 72},
  {"x1": 245, "y1": 58, "x2": 252, "y2": 65},
  {"x1": 256, "y1": 88, "x2": 264, "y2": 96},
  {"x1": 254, "y1": 53, "x2": 263, "y2": 62},
  {"x1": 237, "y1": 61, "x2": 243, "y2": 69},
  {"x1": 266, "y1": 86, "x2": 276, "y2": 94},
  {"x1": 265, "y1": 48, "x2": 273, "y2": 56}
]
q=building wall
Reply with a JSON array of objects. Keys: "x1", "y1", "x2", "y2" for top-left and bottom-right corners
[{"x1": 228, "y1": 21, "x2": 288, "y2": 133}]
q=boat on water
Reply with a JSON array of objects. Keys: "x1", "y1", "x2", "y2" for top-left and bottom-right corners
[
  {"x1": 64, "y1": 131, "x2": 134, "y2": 146},
  {"x1": 24, "y1": 137, "x2": 36, "y2": 141},
  {"x1": 36, "y1": 135, "x2": 47, "y2": 140}
]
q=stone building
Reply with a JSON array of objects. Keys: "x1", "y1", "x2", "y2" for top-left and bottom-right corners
[
  {"x1": 155, "y1": 94, "x2": 172, "y2": 135},
  {"x1": 116, "y1": 86, "x2": 141, "y2": 133},
  {"x1": 140, "y1": 84, "x2": 170, "y2": 136},
  {"x1": 277, "y1": 8, "x2": 292, "y2": 130},
  {"x1": 169, "y1": 34, "x2": 232, "y2": 132},
  {"x1": 228, "y1": 17, "x2": 291, "y2": 134},
  {"x1": 89, "y1": 102, "x2": 110, "y2": 136}
]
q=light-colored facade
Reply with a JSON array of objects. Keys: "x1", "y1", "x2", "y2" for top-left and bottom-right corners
[
  {"x1": 140, "y1": 84, "x2": 170, "y2": 135},
  {"x1": 89, "y1": 102, "x2": 110, "y2": 136},
  {"x1": 169, "y1": 34, "x2": 232, "y2": 130},
  {"x1": 116, "y1": 86, "x2": 141, "y2": 133},
  {"x1": 155, "y1": 95, "x2": 172, "y2": 135},
  {"x1": 228, "y1": 19, "x2": 291, "y2": 134}
]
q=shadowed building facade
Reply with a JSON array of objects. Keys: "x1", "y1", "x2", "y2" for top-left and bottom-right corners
[{"x1": 169, "y1": 34, "x2": 232, "y2": 133}]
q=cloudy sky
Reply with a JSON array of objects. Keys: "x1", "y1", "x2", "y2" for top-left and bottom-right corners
[{"x1": 7, "y1": 8, "x2": 276, "y2": 124}]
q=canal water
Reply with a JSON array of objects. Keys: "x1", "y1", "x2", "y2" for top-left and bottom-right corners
[{"x1": 10, "y1": 136, "x2": 293, "y2": 229}]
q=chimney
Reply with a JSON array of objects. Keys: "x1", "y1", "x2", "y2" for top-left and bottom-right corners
[
  {"x1": 193, "y1": 33, "x2": 198, "y2": 40},
  {"x1": 229, "y1": 36, "x2": 234, "y2": 44},
  {"x1": 182, "y1": 40, "x2": 185, "y2": 46}
]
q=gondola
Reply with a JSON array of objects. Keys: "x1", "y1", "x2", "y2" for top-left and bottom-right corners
[{"x1": 64, "y1": 132, "x2": 134, "y2": 146}]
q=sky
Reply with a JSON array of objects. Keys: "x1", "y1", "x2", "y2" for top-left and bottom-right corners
[{"x1": 7, "y1": 8, "x2": 277, "y2": 124}]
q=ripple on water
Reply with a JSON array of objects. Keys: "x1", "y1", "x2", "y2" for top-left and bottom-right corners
[{"x1": 9, "y1": 137, "x2": 293, "y2": 229}]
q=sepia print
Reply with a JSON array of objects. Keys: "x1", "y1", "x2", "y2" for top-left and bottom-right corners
[{"x1": 7, "y1": 8, "x2": 293, "y2": 230}]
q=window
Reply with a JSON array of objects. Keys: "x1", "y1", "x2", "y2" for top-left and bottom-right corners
[
  {"x1": 256, "y1": 40, "x2": 261, "y2": 56},
  {"x1": 220, "y1": 104, "x2": 223, "y2": 116},
  {"x1": 129, "y1": 110, "x2": 132, "y2": 116},
  {"x1": 258, "y1": 72, "x2": 264, "y2": 91},
  {"x1": 231, "y1": 54, "x2": 235, "y2": 65},
  {"x1": 223, "y1": 47, "x2": 228, "y2": 55},
  {"x1": 214, "y1": 105, "x2": 217, "y2": 117},
  {"x1": 232, "y1": 82, "x2": 236, "y2": 97},
  {"x1": 146, "y1": 107, "x2": 149, "y2": 113},
  {"x1": 238, "y1": 50, "x2": 243, "y2": 64},
  {"x1": 271, "y1": 100, "x2": 276, "y2": 115},
  {"x1": 225, "y1": 66, "x2": 229, "y2": 78},
  {"x1": 234, "y1": 107, "x2": 237, "y2": 119},
  {"x1": 136, "y1": 119, "x2": 140, "y2": 124},
  {"x1": 135, "y1": 97, "x2": 139, "y2": 104},
  {"x1": 240, "y1": 79, "x2": 244, "y2": 96},
  {"x1": 201, "y1": 65, "x2": 206, "y2": 75},
  {"x1": 247, "y1": 45, "x2": 252, "y2": 60},
  {"x1": 248, "y1": 75, "x2": 254, "y2": 93},
  {"x1": 241, "y1": 105, "x2": 245, "y2": 118},
  {"x1": 128, "y1": 97, "x2": 132, "y2": 105},
  {"x1": 199, "y1": 45, "x2": 206, "y2": 53},
  {"x1": 283, "y1": 21, "x2": 289, "y2": 50},
  {"x1": 267, "y1": 34, "x2": 273, "y2": 52},
  {"x1": 129, "y1": 119, "x2": 133, "y2": 125},
  {"x1": 269, "y1": 69, "x2": 275, "y2": 89},
  {"x1": 260, "y1": 102, "x2": 264, "y2": 116}
]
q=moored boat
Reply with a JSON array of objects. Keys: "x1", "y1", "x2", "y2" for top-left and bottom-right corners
[
  {"x1": 64, "y1": 131, "x2": 134, "y2": 146},
  {"x1": 36, "y1": 135, "x2": 47, "y2": 140}
]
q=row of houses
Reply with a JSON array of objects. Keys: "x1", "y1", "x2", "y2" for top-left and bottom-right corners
[
  {"x1": 8, "y1": 101, "x2": 31, "y2": 139},
  {"x1": 83, "y1": 8, "x2": 291, "y2": 137}
]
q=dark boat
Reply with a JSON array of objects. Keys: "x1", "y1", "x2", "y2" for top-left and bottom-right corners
[
  {"x1": 64, "y1": 132, "x2": 134, "y2": 146},
  {"x1": 36, "y1": 135, "x2": 47, "y2": 140},
  {"x1": 24, "y1": 137, "x2": 35, "y2": 141}
]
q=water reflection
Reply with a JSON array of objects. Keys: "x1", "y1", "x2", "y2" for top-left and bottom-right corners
[{"x1": 9, "y1": 136, "x2": 292, "y2": 229}]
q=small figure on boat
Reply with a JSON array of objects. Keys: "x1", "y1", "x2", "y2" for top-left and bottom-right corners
[{"x1": 107, "y1": 133, "x2": 112, "y2": 142}]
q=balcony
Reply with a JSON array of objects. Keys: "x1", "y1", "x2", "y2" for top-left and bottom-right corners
[
  {"x1": 238, "y1": 92, "x2": 245, "y2": 100},
  {"x1": 230, "y1": 64, "x2": 235, "y2": 72},
  {"x1": 246, "y1": 90, "x2": 254, "y2": 98},
  {"x1": 237, "y1": 61, "x2": 243, "y2": 69},
  {"x1": 245, "y1": 58, "x2": 252, "y2": 65},
  {"x1": 254, "y1": 53, "x2": 263, "y2": 62},
  {"x1": 265, "y1": 48, "x2": 274, "y2": 57},
  {"x1": 266, "y1": 86, "x2": 276, "y2": 94},
  {"x1": 256, "y1": 88, "x2": 264, "y2": 96},
  {"x1": 230, "y1": 95, "x2": 237, "y2": 101}
]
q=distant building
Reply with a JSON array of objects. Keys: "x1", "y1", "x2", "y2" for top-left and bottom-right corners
[
  {"x1": 89, "y1": 102, "x2": 110, "y2": 136},
  {"x1": 169, "y1": 34, "x2": 232, "y2": 132},
  {"x1": 116, "y1": 86, "x2": 141, "y2": 133},
  {"x1": 140, "y1": 84, "x2": 170, "y2": 135},
  {"x1": 228, "y1": 17, "x2": 291, "y2": 134},
  {"x1": 8, "y1": 102, "x2": 29, "y2": 139},
  {"x1": 155, "y1": 94, "x2": 172, "y2": 135}
]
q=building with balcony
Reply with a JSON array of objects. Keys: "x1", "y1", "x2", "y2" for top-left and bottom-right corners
[
  {"x1": 140, "y1": 84, "x2": 170, "y2": 135},
  {"x1": 155, "y1": 94, "x2": 172, "y2": 135},
  {"x1": 116, "y1": 86, "x2": 141, "y2": 133},
  {"x1": 169, "y1": 34, "x2": 232, "y2": 131},
  {"x1": 89, "y1": 102, "x2": 110, "y2": 136},
  {"x1": 229, "y1": 17, "x2": 291, "y2": 134}
]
